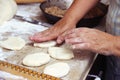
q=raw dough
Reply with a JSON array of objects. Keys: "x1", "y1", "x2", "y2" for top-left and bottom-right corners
[
  {"x1": 44, "y1": 62, "x2": 70, "y2": 78},
  {"x1": 34, "y1": 41, "x2": 57, "y2": 48},
  {"x1": 48, "y1": 47, "x2": 74, "y2": 60},
  {"x1": 0, "y1": 0, "x2": 17, "y2": 25},
  {"x1": 23, "y1": 52, "x2": 50, "y2": 67},
  {"x1": 0, "y1": 37, "x2": 25, "y2": 50}
]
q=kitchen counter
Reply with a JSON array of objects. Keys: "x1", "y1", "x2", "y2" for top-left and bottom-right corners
[{"x1": 0, "y1": 3, "x2": 105, "y2": 80}]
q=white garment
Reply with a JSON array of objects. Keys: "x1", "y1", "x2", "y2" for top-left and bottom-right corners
[{"x1": 106, "y1": 0, "x2": 120, "y2": 35}]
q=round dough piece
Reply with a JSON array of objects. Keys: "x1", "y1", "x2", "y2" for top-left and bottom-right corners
[
  {"x1": 48, "y1": 47, "x2": 74, "y2": 60},
  {"x1": 34, "y1": 41, "x2": 57, "y2": 48},
  {"x1": 23, "y1": 52, "x2": 50, "y2": 67},
  {"x1": 44, "y1": 62, "x2": 70, "y2": 78},
  {"x1": 0, "y1": 37, "x2": 25, "y2": 50},
  {"x1": 0, "y1": 0, "x2": 17, "y2": 25}
]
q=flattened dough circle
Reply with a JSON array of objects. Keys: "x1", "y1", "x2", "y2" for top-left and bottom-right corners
[
  {"x1": 0, "y1": 37, "x2": 25, "y2": 50},
  {"x1": 48, "y1": 47, "x2": 74, "y2": 60},
  {"x1": 44, "y1": 62, "x2": 70, "y2": 78},
  {"x1": 23, "y1": 52, "x2": 50, "y2": 67},
  {"x1": 34, "y1": 41, "x2": 57, "y2": 48}
]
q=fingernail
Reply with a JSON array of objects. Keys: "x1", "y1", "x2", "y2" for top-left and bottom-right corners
[
  {"x1": 57, "y1": 40, "x2": 62, "y2": 44},
  {"x1": 72, "y1": 45, "x2": 76, "y2": 49}
]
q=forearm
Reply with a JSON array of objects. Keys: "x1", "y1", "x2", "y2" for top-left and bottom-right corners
[
  {"x1": 112, "y1": 36, "x2": 120, "y2": 56},
  {"x1": 63, "y1": 0, "x2": 99, "y2": 25}
]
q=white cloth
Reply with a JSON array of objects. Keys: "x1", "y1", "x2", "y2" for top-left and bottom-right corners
[{"x1": 106, "y1": 0, "x2": 120, "y2": 35}]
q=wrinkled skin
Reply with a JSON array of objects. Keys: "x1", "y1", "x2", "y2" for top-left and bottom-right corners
[
  {"x1": 29, "y1": 18, "x2": 75, "y2": 43},
  {"x1": 58, "y1": 28, "x2": 117, "y2": 55}
]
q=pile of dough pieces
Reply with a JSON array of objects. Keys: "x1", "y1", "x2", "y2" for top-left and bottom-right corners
[
  {"x1": 25, "y1": 40, "x2": 74, "y2": 78},
  {"x1": 0, "y1": 36, "x2": 74, "y2": 78}
]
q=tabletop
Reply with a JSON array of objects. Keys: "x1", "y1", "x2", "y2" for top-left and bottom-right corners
[{"x1": 0, "y1": 3, "x2": 105, "y2": 80}]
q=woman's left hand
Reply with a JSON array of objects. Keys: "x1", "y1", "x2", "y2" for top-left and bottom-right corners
[{"x1": 57, "y1": 28, "x2": 116, "y2": 55}]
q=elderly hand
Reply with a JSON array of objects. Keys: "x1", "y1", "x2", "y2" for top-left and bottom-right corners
[
  {"x1": 58, "y1": 28, "x2": 117, "y2": 55},
  {"x1": 29, "y1": 19, "x2": 75, "y2": 42}
]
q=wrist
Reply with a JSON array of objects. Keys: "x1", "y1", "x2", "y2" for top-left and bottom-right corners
[
  {"x1": 62, "y1": 14, "x2": 79, "y2": 26},
  {"x1": 110, "y1": 36, "x2": 120, "y2": 56},
  {"x1": 60, "y1": 17, "x2": 77, "y2": 28}
]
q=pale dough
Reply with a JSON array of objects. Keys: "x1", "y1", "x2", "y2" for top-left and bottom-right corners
[
  {"x1": 44, "y1": 62, "x2": 70, "y2": 78},
  {"x1": 48, "y1": 47, "x2": 74, "y2": 60},
  {"x1": 0, "y1": 0, "x2": 17, "y2": 25},
  {"x1": 0, "y1": 37, "x2": 25, "y2": 50},
  {"x1": 23, "y1": 52, "x2": 50, "y2": 67},
  {"x1": 34, "y1": 41, "x2": 57, "y2": 48}
]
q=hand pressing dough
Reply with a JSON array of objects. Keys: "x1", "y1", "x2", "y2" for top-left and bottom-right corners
[
  {"x1": 0, "y1": 37, "x2": 25, "y2": 50},
  {"x1": 34, "y1": 41, "x2": 57, "y2": 48},
  {"x1": 0, "y1": 0, "x2": 17, "y2": 25},
  {"x1": 23, "y1": 52, "x2": 50, "y2": 67},
  {"x1": 44, "y1": 62, "x2": 70, "y2": 78},
  {"x1": 48, "y1": 47, "x2": 74, "y2": 60}
]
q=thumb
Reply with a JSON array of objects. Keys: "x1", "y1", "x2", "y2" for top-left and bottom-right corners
[
  {"x1": 57, "y1": 36, "x2": 65, "y2": 44},
  {"x1": 57, "y1": 31, "x2": 68, "y2": 44}
]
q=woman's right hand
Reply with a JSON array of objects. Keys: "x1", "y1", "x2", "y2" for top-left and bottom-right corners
[{"x1": 29, "y1": 18, "x2": 76, "y2": 43}]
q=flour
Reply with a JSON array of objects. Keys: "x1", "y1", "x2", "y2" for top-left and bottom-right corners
[
  {"x1": 0, "y1": 50, "x2": 15, "y2": 61},
  {"x1": 0, "y1": 19, "x2": 47, "y2": 34},
  {"x1": 0, "y1": 19, "x2": 48, "y2": 43}
]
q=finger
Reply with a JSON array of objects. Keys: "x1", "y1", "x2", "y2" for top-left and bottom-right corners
[
  {"x1": 64, "y1": 29, "x2": 76, "y2": 36},
  {"x1": 34, "y1": 28, "x2": 50, "y2": 36},
  {"x1": 30, "y1": 30, "x2": 48, "y2": 40},
  {"x1": 79, "y1": 27, "x2": 91, "y2": 32},
  {"x1": 57, "y1": 28, "x2": 78, "y2": 44},
  {"x1": 30, "y1": 28, "x2": 54, "y2": 42},
  {"x1": 57, "y1": 32, "x2": 68, "y2": 44},
  {"x1": 72, "y1": 43, "x2": 90, "y2": 50},
  {"x1": 64, "y1": 28, "x2": 90, "y2": 39},
  {"x1": 55, "y1": 26, "x2": 75, "y2": 44},
  {"x1": 65, "y1": 37, "x2": 84, "y2": 44},
  {"x1": 57, "y1": 36, "x2": 64, "y2": 44},
  {"x1": 65, "y1": 32, "x2": 78, "y2": 39},
  {"x1": 32, "y1": 34, "x2": 57, "y2": 42}
]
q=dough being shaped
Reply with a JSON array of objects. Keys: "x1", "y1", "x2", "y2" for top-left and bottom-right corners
[
  {"x1": 44, "y1": 62, "x2": 70, "y2": 78},
  {"x1": 0, "y1": 37, "x2": 25, "y2": 50},
  {"x1": 23, "y1": 52, "x2": 50, "y2": 67},
  {"x1": 0, "y1": 0, "x2": 17, "y2": 25},
  {"x1": 34, "y1": 41, "x2": 57, "y2": 48},
  {"x1": 48, "y1": 47, "x2": 74, "y2": 60}
]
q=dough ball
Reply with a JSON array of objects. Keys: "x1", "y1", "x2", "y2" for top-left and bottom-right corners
[
  {"x1": 34, "y1": 41, "x2": 57, "y2": 48},
  {"x1": 48, "y1": 47, "x2": 74, "y2": 60},
  {"x1": 23, "y1": 52, "x2": 50, "y2": 67},
  {"x1": 0, "y1": 0, "x2": 17, "y2": 25},
  {"x1": 0, "y1": 37, "x2": 25, "y2": 50},
  {"x1": 44, "y1": 62, "x2": 70, "y2": 78}
]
